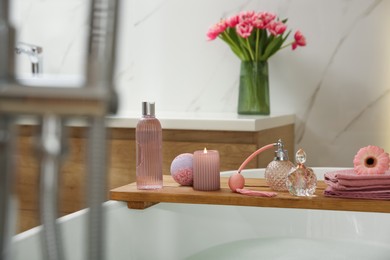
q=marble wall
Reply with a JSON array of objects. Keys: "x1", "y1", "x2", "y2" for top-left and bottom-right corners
[{"x1": 9, "y1": 0, "x2": 390, "y2": 167}]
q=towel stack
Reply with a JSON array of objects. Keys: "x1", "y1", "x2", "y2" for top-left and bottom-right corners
[{"x1": 324, "y1": 169, "x2": 390, "y2": 200}]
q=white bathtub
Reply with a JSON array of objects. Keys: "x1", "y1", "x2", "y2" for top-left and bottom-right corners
[{"x1": 11, "y1": 168, "x2": 390, "y2": 260}]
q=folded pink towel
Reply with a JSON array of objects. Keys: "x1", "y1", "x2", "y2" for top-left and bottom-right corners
[
  {"x1": 324, "y1": 169, "x2": 390, "y2": 190},
  {"x1": 324, "y1": 169, "x2": 390, "y2": 200},
  {"x1": 324, "y1": 186, "x2": 390, "y2": 200}
]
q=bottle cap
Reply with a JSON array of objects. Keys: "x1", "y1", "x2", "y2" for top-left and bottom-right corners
[{"x1": 142, "y1": 102, "x2": 155, "y2": 116}]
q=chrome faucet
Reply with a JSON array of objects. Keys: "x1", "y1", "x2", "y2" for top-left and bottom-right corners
[
  {"x1": 15, "y1": 42, "x2": 43, "y2": 75},
  {"x1": 0, "y1": 0, "x2": 120, "y2": 260}
]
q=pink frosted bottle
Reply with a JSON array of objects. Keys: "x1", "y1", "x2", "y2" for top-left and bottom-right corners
[{"x1": 136, "y1": 102, "x2": 163, "y2": 189}]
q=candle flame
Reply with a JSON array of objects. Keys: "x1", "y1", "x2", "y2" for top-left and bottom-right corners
[{"x1": 203, "y1": 147, "x2": 207, "y2": 153}]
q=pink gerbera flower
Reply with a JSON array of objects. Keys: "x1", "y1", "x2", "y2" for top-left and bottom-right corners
[{"x1": 353, "y1": 145, "x2": 390, "y2": 175}]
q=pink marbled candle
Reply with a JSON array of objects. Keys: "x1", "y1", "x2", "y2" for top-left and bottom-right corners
[{"x1": 193, "y1": 148, "x2": 220, "y2": 191}]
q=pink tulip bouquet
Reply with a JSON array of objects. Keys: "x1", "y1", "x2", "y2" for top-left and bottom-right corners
[{"x1": 207, "y1": 11, "x2": 306, "y2": 61}]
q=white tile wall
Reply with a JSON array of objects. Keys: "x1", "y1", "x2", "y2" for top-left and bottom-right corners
[{"x1": 8, "y1": 0, "x2": 390, "y2": 167}]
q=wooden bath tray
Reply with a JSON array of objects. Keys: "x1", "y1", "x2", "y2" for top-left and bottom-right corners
[{"x1": 110, "y1": 175, "x2": 390, "y2": 213}]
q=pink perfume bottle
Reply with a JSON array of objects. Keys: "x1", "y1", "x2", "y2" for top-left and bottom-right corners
[
  {"x1": 136, "y1": 102, "x2": 163, "y2": 189},
  {"x1": 264, "y1": 139, "x2": 295, "y2": 191}
]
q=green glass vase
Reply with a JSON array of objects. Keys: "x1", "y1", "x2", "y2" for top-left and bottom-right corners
[{"x1": 237, "y1": 60, "x2": 270, "y2": 115}]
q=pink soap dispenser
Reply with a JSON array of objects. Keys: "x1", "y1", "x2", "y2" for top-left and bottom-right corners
[{"x1": 136, "y1": 102, "x2": 163, "y2": 189}]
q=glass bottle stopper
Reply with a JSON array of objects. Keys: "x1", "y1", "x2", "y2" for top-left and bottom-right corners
[{"x1": 296, "y1": 148, "x2": 306, "y2": 165}]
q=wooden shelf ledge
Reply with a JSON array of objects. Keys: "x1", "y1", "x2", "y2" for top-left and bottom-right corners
[{"x1": 110, "y1": 175, "x2": 390, "y2": 213}]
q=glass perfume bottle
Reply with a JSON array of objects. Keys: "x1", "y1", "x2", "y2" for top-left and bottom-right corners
[
  {"x1": 264, "y1": 139, "x2": 295, "y2": 191},
  {"x1": 136, "y1": 102, "x2": 163, "y2": 189},
  {"x1": 286, "y1": 149, "x2": 317, "y2": 196}
]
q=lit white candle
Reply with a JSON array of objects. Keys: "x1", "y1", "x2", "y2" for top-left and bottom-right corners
[{"x1": 193, "y1": 148, "x2": 220, "y2": 191}]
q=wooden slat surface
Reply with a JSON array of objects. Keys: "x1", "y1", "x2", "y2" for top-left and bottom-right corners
[{"x1": 110, "y1": 175, "x2": 390, "y2": 213}]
